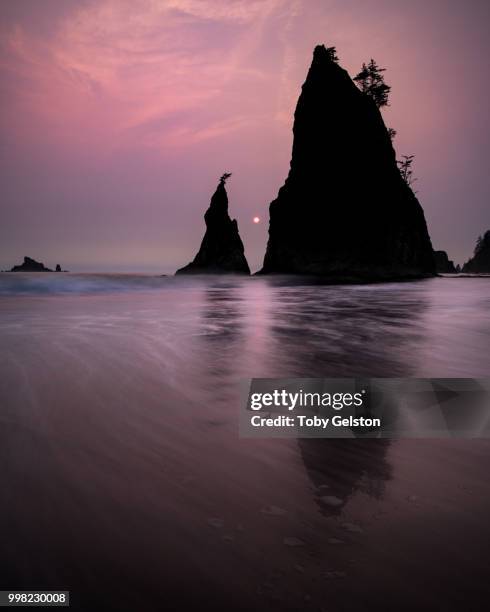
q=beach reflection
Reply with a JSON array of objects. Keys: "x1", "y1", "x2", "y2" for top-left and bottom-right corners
[{"x1": 298, "y1": 438, "x2": 392, "y2": 516}]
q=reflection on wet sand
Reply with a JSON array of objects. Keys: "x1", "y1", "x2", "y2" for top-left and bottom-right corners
[
  {"x1": 299, "y1": 438, "x2": 392, "y2": 515},
  {"x1": 260, "y1": 282, "x2": 413, "y2": 518},
  {"x1": 266, "y1": 280, "x2": 430, "y2": 377}
]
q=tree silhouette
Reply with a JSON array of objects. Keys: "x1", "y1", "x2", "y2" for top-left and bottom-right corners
[
  {"x1": 387, "y1": 127, "x2": 397, "y2": 141},
  {"x1": 475, "y1": 235, "x2": 483, "y2": 253},
  {"x1": 474, "y1": 231, "x2": 490, "y2": 255},
  {"x1": 354, "y1": 59, "x2": 391, "y2": 108},
  {"x1": 219, "y1": 172, "x2": 232, "y2": 185},
  {"x1": 325, "y1": 46, "x2": 339, "y2": 63},
  {"x1": 397, "y1": 155, "x2": 416, "y2": 188}
]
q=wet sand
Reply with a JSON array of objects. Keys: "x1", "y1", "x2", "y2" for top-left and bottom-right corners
[{"x1": 1, "y1": 275, "x2": 490, "y2": 610}]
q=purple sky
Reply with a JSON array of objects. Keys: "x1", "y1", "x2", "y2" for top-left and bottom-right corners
[{"x1": 1, "y1": 0, "x2": 489, "y2": 272}]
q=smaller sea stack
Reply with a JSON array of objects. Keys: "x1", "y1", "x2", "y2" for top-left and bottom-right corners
[{"x1": 176, "y1": 174, "x2": 250, "y2": 275}]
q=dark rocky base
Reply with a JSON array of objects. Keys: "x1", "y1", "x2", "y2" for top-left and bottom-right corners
[
  {"x1": 176, "y1": 266, "x2": 250, "y2": 275},
  {"x1": 441, "y1": 273, "x2": 490, "y2": 278},
  {"x1": 254, "y1": 269, "x2": 435, "y2": 285}
]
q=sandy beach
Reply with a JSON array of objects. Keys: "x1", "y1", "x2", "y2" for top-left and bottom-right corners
[{"x1": 1, "y1": 274, "x2": 490, "y2": 610}]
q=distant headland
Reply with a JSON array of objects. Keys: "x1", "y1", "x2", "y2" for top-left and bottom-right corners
[
  {"x1": 462, "y1": 231, "x2": 490, "y2": 273},
  {"x1": 8, "y1": 256, "x2": 66, "y2": 273}
]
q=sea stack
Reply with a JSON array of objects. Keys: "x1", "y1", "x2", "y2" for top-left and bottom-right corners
[
  {"x1": 259, "y1": 45, "x2": 435, "y2": 279},
  {"x1": 10, "y1": 256, "x2": 53, "y2": 272},
  {"x1": 462, "y1": 231, "x2": 490, "y2": 273},
  {"x1": 433, "y1": 250, "x2": 456, "y2": 273},
  {"x1": 176, "y1": 174, "x2": 250, "y2": 275}
]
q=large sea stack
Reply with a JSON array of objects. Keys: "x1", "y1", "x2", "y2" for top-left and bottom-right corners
[
  {"x1": 176, "y1": 175, "x2": 250, "y2": 275},
  {"x1": 462, "y1": 230, "x2": 490, "y2": 273},
  {"x1": 259, "y1": 45, "x2": 435, "y2": 279}
]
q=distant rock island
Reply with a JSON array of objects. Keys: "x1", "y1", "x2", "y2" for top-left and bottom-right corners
[
  {"x1": 259, "y1": 45, "x2": 435, "y2": 279},
  {"x1": 176, "y1": 174, "x2": 250, "y2": 275},
  {"x1": 433, "y1": 250, "x2": 457, "y2": 274},
  {"x1": 10, "y1": 256, "x2": 53, "y2": 272},
  {"x1": 462, "y1": 230, "x2": 490, "y2": 273}
]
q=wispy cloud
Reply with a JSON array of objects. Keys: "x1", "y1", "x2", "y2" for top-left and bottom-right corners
[{"x1": 1, "y1": 0, "x2": 299, "y2": 150}]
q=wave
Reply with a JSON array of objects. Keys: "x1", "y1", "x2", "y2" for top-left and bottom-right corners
[
  {"x1": 0, "y1": 272, "x2": 184, "y2": 295},
  {"x1": 0, "y1": 272, "x2": 259, "y2": 296}
]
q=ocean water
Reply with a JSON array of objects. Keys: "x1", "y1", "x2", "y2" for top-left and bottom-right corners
[{"x1": 1, "y1": 273, "x2": 490, "y2": 611}]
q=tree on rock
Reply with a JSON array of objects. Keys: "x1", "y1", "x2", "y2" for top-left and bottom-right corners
[
  {"x1": 354, "y1": 59, "x2": 391, "y2": 108},
  {"x1": 475, "y1": 233, "x2": 489, "y2": 255},
  {"x1": 325, "y1": 46, "x2": 339, "y2": 63},
  {"x1": 397, "y1": 155, "x2": 416, "y2": 188},
  {"x1": 462, "y1": 230, "x2": 490, "y2": 273}
]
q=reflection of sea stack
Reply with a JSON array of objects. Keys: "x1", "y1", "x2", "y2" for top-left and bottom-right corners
[
  {"x1": 10, "y1": 256, "x2": 53, "y2": 272},
  {"x1": 176, "y1": 174, "x2": 250, "y2": 275},
  {"x1": 259, "y1": 45, "x2": 435, "y2": 279},
  {"x1": 462, "y1": 231, "x2": 490, "y2": 273},
  {"x1": 433, "y1": 250, "x2": 456, "y2": 273}
]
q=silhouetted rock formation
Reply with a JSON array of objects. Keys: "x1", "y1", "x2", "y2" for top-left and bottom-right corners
[
  {"x1": 433, "y1": 250, "x2": 456, "y2": 274},
  {"x1": 462, "y1": 230, "x2": 490, "y2": 273},
  {"x1": 10, "y1": 256, "x2": 53, "y2": 272},
  {"x1": 259, "y1": 45, "x2": 435, "y2": 279},
  {"x1": 176, "y1": 176, "x2": 250, "y2": 275},
  {"x1": 55, "y1": 264, "x2": 62, "y2": 272}
]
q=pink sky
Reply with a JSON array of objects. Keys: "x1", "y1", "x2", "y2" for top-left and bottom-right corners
[{"x1": 1, "y1": 0, "x2": 489, "y2": 272}]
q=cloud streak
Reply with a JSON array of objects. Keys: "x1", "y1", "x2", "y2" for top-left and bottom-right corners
[{"x1": 1, "y1": 0, "x2": 294, "y2": 151}]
